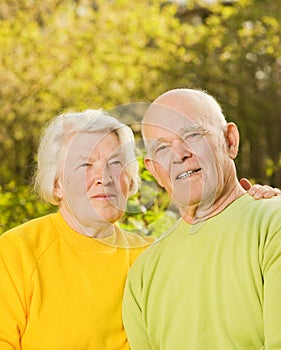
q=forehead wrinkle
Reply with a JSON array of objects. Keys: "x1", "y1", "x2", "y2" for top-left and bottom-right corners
[
  {"x1": 147, "y1": 123, "x2": 207, "y2": 156},
  {"x1": 72, "y1": 141, "x2": 122, "y2": 161}
]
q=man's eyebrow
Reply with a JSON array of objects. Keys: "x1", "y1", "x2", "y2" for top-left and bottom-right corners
[
  {"x1": 179, "y1": 124, "x2": 204, "y2": 134},
  {"x1": 146, "y1": 137, "x2": 171, "y2": 155},
  {"x1": 147, "y1": 125, "x2": 205, "y2": 155}
]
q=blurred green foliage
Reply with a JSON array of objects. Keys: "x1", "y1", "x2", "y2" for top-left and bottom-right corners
[
  {"x1": 0, "y1": 0, "x2": 280, "y2": 235},
  {"x1": 119, "y1": 158, "x2": 180, "y2": 237},
  {"x1": 0, "y1": 181, "x2": 56, "y2": 234},
  {"x1": 0, "y1": 161, "x2": 179, "y2": 237}
]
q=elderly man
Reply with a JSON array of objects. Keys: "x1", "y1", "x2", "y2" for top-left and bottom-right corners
[{"x1": 122, "y1": 88, "x2": 281, "y2": 349}]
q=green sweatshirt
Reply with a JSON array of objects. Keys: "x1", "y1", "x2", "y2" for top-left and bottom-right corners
[{"x1": 123, "y1": 194, "x2": 281, "y2": 349}]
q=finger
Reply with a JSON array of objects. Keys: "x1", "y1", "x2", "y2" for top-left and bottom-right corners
[
  {"x1": 273, "y1": 188, "x2": 281, "y2": 196},
  {"x1": 239, "y1": 177, "x2": 251, "y2": 191},
  {"x1": 250, "y1": 185, "x2": 279, "y2": 199},
  {"x1": 248, "y1": 184, "x2": 264, "y2": 199},
  {"x1": 258, "y1": 185, "x2": 281, "y2": 198}
]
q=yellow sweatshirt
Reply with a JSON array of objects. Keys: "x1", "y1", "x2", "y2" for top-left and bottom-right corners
[{"x1": 0, "y1": 212, "x2": 153, "y2": 350}]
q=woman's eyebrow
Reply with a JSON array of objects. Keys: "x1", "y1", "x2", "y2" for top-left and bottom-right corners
[
  {"x1": 108, "y1": 150, "x2": 123, "y2": 160},
  {"x1": 74, "y1": 154, "x2": 91, "y2": 163}
]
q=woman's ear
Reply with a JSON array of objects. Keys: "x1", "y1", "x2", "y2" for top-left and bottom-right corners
[
  {"x1": 144, "y1": 157, "x2": 164, "y2": 188},
  {"x1": 53, "y1": 178, "x2": 63, "y2": 200},
  {"x1": 225, "y1": 122, "x2": 239, "y2": 159}
]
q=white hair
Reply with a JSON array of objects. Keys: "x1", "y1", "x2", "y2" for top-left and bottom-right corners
[{"x1": 35, "y1": 109, "x2": 139, "y2": 205}]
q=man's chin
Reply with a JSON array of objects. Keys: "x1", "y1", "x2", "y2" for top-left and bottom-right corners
[{"x1": 172, "y1": 194, "x2": 202, "y2": 207}]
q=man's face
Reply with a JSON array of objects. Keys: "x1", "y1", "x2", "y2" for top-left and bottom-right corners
[
  {"x1": 143, "y1": 105, "x2": 231, "y2": 215},
  {"x1": 55, "y1": 131, "x2": 131, "y2": 234}
]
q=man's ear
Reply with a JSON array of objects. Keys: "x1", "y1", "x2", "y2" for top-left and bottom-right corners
[
  {"x1": 53, "y1": 178, "x2": 63, "y2": 200},
  {"x1": 225, "y1": 122, "x2": 239, "y2": 159},
  {"x1": 144, "y1": 157, "x2": 164, "y2": 188}
]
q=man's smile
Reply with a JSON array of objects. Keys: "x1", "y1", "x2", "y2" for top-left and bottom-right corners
[{"x1": 176, "y1": 168, "x2": 201, "y2": 180}]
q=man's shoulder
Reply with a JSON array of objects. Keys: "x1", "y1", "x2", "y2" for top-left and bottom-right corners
[
  {"x1": 229, "y1": 195, "x2": 281, "y2": 237},
  {"x1": 128, "y1": 222, "x2": 184, "y2": 275},
  {"x1": 245, "y1": 194, "x2": 281, "y2": 215},
  {"x1": 232, "y1": 194, "x2": 281, "y2": 215},
  {"x1": 129, "y1": 238, "x2": 162, "y2": 270}
]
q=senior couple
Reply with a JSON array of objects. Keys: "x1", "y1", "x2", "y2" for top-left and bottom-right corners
[{"x1": 0, "y1": 88, "x2": 280, "y2": 349}]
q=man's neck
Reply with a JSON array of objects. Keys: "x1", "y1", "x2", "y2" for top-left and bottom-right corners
[{"x1": 180, "y1": 180, "x2": 246, "y2": 224}]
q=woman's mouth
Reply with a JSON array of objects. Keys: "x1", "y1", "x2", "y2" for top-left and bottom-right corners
[{"x1": 91, "y1": 193, "x2": 115, "y2": 201}]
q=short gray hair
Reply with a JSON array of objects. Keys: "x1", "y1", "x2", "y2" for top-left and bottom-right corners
[{"x1": 35, "y1": 109, "x2": 139, "y2": 205}]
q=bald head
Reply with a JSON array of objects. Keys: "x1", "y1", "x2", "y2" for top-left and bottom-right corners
[
  {"x1": 142, "y1": 88, "x2": 227, "y2": 147},
  {"x1": 141, "y1": 88, "x2": 241, "y2": 222}
]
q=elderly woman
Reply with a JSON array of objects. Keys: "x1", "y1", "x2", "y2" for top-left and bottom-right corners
[
  {"x1": 0, "y1": 109, "x2": 153, "y2": 350},
  {"x1": 0, "y1": 108, "x2": 279, "y2": 350}
]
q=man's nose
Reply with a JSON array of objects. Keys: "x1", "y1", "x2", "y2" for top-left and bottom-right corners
[{"x1": 173, "y1": 139, "x2": 192, "y2": 163}]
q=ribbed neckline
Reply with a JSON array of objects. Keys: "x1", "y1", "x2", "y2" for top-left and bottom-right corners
[
  {"x1": 50, "y1": 212, "x2": 119, "y2": 252},
  {"x1": 175, "y1": 193, "x2": 253, "y2": 236},
  {"x1": 50, "y1": 212, "x2": 152, "y2": 251}
]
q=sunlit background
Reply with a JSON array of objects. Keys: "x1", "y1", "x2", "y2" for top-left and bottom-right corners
[{"x1": 0, "y1": 0, "x2": 280, "y2": 234}]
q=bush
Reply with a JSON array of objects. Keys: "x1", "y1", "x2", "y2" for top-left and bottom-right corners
[{"x1": 0, "y1": 181, "x2": 56, "y2": 234}]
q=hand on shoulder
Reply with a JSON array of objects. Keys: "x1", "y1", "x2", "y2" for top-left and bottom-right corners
[{"x1": 240, "y1": 178, "x2": 281, "y2": 199}]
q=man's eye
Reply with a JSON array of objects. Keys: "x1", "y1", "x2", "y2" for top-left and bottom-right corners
[
  {"x1": 185, "y1": 132, "x2": 202, "y2": 141},
  {"x1": 156, "y1": 144, "x2": 168, "y2": 153}
]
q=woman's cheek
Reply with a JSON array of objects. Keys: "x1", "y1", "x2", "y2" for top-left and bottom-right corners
[{"x1": 119, "y1": 170, "x2": 131, "y2": 197}]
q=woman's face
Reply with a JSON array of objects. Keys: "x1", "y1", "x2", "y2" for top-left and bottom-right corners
[{"x1": 54, "y1": 131, "x2": 131, "y2": 235}]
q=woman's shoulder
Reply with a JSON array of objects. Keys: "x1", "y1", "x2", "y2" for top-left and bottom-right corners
[{"x1": 0, "y1": 213, "x2": 59, "y2": 254}]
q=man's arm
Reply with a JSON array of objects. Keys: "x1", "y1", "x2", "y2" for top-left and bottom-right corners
[
  {"x1": 262, "y1": 224, "x2": 281, "y2": 348},
  {"x1": 122, "y1": 274, "x2": 153, "y2": 350}
]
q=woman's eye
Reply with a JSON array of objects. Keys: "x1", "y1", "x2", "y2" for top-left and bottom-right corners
[
  {"x1": 80, "y1": 163, "x2": 92, "y2": 168},
  {"x1": 109, "y1": 160, "x2": 122, "y2": 166}
]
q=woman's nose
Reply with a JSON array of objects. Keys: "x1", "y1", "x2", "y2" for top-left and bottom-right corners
[{"x1": 89, "y1": 164, "x2": 112, "y2": 186}]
